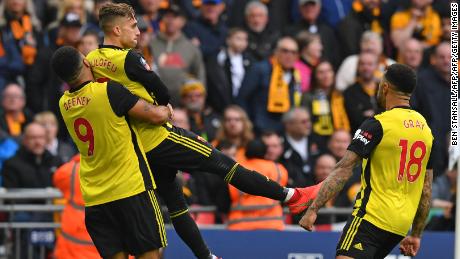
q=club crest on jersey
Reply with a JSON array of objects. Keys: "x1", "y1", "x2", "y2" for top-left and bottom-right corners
[
  {"x1": 353, "y1": 129, "x2": 371, "y2": 145},
  {"x1": 140, "y1": 57, "x2": 151, "y2": 71}
]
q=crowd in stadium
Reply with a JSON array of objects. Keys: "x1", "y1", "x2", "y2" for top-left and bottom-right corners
[{"x1": 0, "y1": 0, "x2": 454, "y2": 248}]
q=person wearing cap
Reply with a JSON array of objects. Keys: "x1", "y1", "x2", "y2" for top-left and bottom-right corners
[
  {"x1": 152, "y1": 4, "x2": 206, "y2": 107},
  {"x1": 285, "y1": 0, "x2": 341, "y2": 68},
  {"x1": 180, "y1": 78, "x2": 220, "y2": 142},
  {"x1": 183, "y1": 0, "x2": 227, "y2": 58},
  {"x1": 26, "y1": 12, "x2": 83, "y2": 116}
]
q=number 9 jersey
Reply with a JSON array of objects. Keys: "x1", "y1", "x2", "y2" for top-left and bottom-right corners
[
  {"x1": 59, "y1": 81, "x2": 155, "y2": 206},
  {"x1": 347, "y1": 107, "x2": 433, "y2": 236}
]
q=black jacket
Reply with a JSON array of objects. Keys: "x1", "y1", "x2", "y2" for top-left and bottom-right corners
[
  {"x1": 2, "y1": 147, "x2": 62, "y2": 188},
  {"x1": 279, "y1": 135, "x2": 322, "y2": 188}
]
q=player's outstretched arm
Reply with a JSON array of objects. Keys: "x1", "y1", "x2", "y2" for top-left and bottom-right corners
[
  {"x1": 300, "y1": 151, "x2": 361, "y2": 231},
  {"x1": 128, "y1": 99, "x2": 172, "y2": 125},
  {"x1": 400, "y1": 168, "x2": 433, "y2": 257}
]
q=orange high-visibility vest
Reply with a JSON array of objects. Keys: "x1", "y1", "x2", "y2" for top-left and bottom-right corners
[
  {"x1": 53, "y1": 155, "x2": 99, "y2": 259},
  {"x1": 227, "y1": 158, "x2": 288, "y2": 230}
]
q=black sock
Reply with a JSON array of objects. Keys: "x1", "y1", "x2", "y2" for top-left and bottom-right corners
[
  {"x1": 228, "y1": 165, "x2": 287, "y2": 201},
  {"x1": 171, "y1": 211, "x2": 211, "y2": 259}
]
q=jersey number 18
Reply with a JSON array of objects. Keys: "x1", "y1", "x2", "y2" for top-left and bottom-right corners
[{"x1": 398, "y1": 139, "x2": 426, "y2": 182}]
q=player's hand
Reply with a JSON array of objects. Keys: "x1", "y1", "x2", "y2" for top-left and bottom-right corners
[
  {"x1": 299, "y1": 209, "x2": 317, "y2": 231},
  {"x1": 399, "y1": 236, "x2": 420, "y2": 256}
]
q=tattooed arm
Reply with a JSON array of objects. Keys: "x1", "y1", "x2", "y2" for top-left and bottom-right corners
[
  {"x1": 300, "y1": 151, "x2": 361, "y2": 231},
  {"x1": 399, "y1": 169, "x2": 433, "y2": 256},
  {"x1": 309, "y1": 151, "x2": 362, "y2": 212},
  {"x1": 128, "y1": 99, "x2": 171, "y2": 125},
  {"x1": 411, "y1": 168, "x2": 433, "y2": 237}
]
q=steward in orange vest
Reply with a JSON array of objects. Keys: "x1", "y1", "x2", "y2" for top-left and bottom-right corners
[
  {"x1": 53, "y1": 155, "x2": 99, "y2": 259},
  {"x1": 227, "y1": 140, "x2": 288, "y2": 230}
]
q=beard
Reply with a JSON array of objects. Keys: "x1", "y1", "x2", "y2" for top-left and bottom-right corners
[
  {"x1": 185, "y1": 102, "x2": 203, "y2": 113},
  {"x1": 376, "y1": 90, "x2": 386, "y2": 109}
]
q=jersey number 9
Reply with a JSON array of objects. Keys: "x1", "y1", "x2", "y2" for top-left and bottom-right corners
[
  {"x1": 398, "y1": 139, "x2": 426, "y2": 182},
  {"x1": 74, "y1": 118, "x2": 94, "y2": 156}
]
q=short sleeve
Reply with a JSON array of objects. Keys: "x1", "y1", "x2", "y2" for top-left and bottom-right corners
[
  {"x1": 107, "y1": 81, "x2": 139, "y2": 117},
  {"x1": 347, "y1": 118, "x2": 384, "y2": 158},
  {"x1": 390, "y1": 11, "x2": 410, "y2": 30}
]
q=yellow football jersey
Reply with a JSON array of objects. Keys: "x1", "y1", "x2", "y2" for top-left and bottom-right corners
[
  {"x1": 349, "y1": 107, "x2": 433, "y2": 236},
  {"x1": 86, "y1": 46, "x2": 170, "y2": 152},
  {"x1": 59, "y1": 81, "x2": 155, "y2": 206}
]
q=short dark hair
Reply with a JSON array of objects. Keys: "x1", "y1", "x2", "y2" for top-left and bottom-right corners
[
  {"x1": 227, "y1": 27, "x2": 247, "y2": 39},
  {"x1": 99, "y1": 3, "x2": 135, "y2": 32},
  {"x1": 51, "y1": 46, "x2": 82, "y2": 83},
  {"x1": 384, "y1": 63, "x2": 417, "y2": 94},
  {"x1": 245, "y1": 139, "x2": 267, "y2": 159}
]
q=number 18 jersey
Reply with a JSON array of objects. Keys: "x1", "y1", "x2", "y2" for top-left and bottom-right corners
[
  {"x1": 59, "y1": 81, "x2": 155, "y2": 206},
  {"x1": 348, "y1": 107, "x2": 433, "y2": 236}
]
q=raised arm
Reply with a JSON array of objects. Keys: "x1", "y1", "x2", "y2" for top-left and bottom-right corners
[{"x1": 125, "y1": 49, "x2": 170, "y2": 105}]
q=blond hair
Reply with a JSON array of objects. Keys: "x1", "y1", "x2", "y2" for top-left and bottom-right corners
[{"x1": 99, "y1": 3, "x2": 135, "y2": 33}]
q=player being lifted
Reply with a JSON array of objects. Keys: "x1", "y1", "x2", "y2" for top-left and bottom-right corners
[
  {"x1": 53, "y1": 46, "x2": 173, "y2": 259},
  {"x1": 86, "y1": 3, "x2": 322, "y2": 258}
]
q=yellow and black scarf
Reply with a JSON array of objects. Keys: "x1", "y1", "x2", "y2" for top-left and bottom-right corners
[{"x1": 267, "y1": 58, "x2": 301, "y2": 113}]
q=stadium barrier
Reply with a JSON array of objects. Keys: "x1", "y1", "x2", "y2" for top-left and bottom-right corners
[{"x1": 0, "y1": 189, "x2": 454, "y2": 259}]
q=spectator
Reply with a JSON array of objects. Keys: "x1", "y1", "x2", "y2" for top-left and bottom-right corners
[
  {"x1": 399, "y1": 38, "x2": 423, "y2": 70},
  {"x1": 25, "y1": 13, "x2": 82, "y2": 121},
  {"x1": 243, "y1": 1, "x2": 280, "y2": 61},
  {"x1": 34, "y1": 111, "x2": 75, "y2": 163},
  {"x1": 152, "y1": 4, "x2": 206, "y2": 106},
  {"x1": 171, "y1": 108, "x2": 191, "y2": 130},
  {"x1": 183, "y1": 0, "x2": 227, "y2": 58},
  {"x1": 343, "y1": 52, "x2": 381, "y2": 132},
  {"x1": 0, "y1": 129, "x2": 18, "y2": 185},
  {"x1": 77, "y1": 31, "x2": 99, "y2": 56},
  {"x1": 213, "y1": 105, "x2": 254, "y2": 162},
  {"x1": 312, "y1": 153, "x2": 335, "y2": 183},
  {"x1": 135, "y1": 15, "x2": 154, "y2": 69},
  {"x1": 338, "y1": 0, "x2": 383, "y2": 58},
  {"x1": 286, "y1": 0, "x2": 341, "y2": 68},
  {"x1": 301, "y1": 60, "x2": 350, "y2": 145},
  {"x1": 238, "y1": 37, "x2": 302, "y2": 133},
  {"x1": 336, "y1": 31, "x2": 395, "y2": 91},
  {"x1": 46, "y1": 0, "x2": 87, "y2": 47},
  {"x1": 86, "y1": 0, "x2": 112, "y2": 35},
  {"x1": 261, "y1": 131, "x2": 284, "y2": 162},
  {"x1": 53, "y1": 155, "x2": 100, "y2": 259},
  {"x1": 0, "y1": 83, "x2": 33, "y2": 139},
  {"x1": 227, "y1": 139, "x2": 288, "y2": 230},
  {"x1": 2, "y1": 122, "x2": 62, "y2": 188},
  {"x1": 0, "y1": 30, "x2": 25, "y2": 91},
  {"x1": 206, "y1": 28, "x2": 252, "y2": 113},
  {"x1": 279, "y1": 107, "x2": 321, "y2": 187},
  {"x1": 294, "y1": 32, "x2": 322, "y2": 93},
  {"x1": 431, "y1": 164, "x2": 456, "y2": 219},
  {"x1": 318, "y1": 0, "x2": 353, "y2": 28},
  {"x1": 411, "y1": 42, "x2": 450, "y2": 177},
  {"x1": 327, "y1": 130, "x2": 351, "y2": 161},
  {"x1": 0, "y1": 0, "x2": 40, "y2": 66},
  {"x1": 139, "y1": 0, "x2": 162, "y2": 33},
  {"x1": 390, "y1": 0, "x2": 442, "y2": 49},
  {"x1": 180, "y1": 78, "x2": 221, "y2": 142}
]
